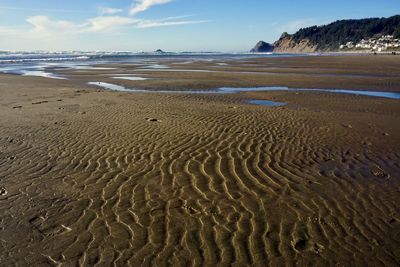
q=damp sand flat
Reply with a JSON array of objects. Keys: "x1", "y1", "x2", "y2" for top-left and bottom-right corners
[
  {"x1": 0, "y1": 55, "x2": 400, "y2": 266},
  {"x1": 56, "y1": 55, "x2": 400, "y2": 94}
]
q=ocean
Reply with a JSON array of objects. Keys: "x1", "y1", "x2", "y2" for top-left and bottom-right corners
[{"x1": 0, "y1": 51, "x2": 306, "y2": 79}]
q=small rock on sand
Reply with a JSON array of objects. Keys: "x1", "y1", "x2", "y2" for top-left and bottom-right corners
[
  {"x1": 146, "y1": 118, "x2": 161, "y2": 122},
  {"x1": 0, "y1": 187, "x2": 7, "y2": 196},
  {"x1": 371, "y1": 166, "x2": 389, "y2": 179}
]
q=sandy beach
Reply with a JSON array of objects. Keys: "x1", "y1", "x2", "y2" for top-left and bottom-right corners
[{"x1": 0, "y1": 55, "x2": 399, "y2": 266}]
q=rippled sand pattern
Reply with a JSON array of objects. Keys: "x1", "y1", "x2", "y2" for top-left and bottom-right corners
[{"x1": 0, "y1": 81, "x2": 399, "y2": 266}]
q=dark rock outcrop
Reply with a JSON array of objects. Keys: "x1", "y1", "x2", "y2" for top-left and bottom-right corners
[{"x1": 250, "y1": 41, "x2": 274, "y2": 53}]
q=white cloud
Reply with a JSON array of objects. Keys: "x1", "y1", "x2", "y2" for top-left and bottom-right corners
[
  {"x1": 0, "y1": 18, "x2": 81, "y2": 48},
  {"x1": 136, "y1": 19, "x2": 208, "y2": 29},
  {"x1": 160, "y1": 14, "x2": 198, "y2": 21},
  {"x1": 87, "y1": 16, "x2": 137, "y2": 32},
  {"x1": 0, "y1": 1, "x2": 208, "y2": 49},
  {"x1": 99, "y1": 7, "x2": 124, "y2": 15},
  {"x1": 0, "y1": 5, "x2": 88, "y2": 13},
  {"x1": 26, "y1": 16, "x2": 85, "y2": 34},
  {"x1": 129, "y1": 0, "x2": 173, "y2": 15},
  {"x1": 20, "y1": 15, "x2": 207, "y2": 35}
]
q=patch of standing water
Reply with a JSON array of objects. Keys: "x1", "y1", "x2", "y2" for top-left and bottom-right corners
[
  {"x1": 0, "y1": 62, "x2": 118, "y2": 79},
  {"x1": 87, "y1": 82, "x2": 215, "y2": 94},
  {"x1": 141, "y1": 64, "x2": 169, "y2": 69},
  {"x1": 87, "y1": 83, "x2": 400, "y2": 100},
  {"x1": 0, "y1": 65, "x2": 66, "y2": 79},
  {"x1": 217, "y1": 87, "x2": 400, "y2": 99},
  {"x1": 87, "y1": 82, "x2": 288, "y2": 106},
  {"x1": 136, "y1": 69, "x2": 217, "y2": 73},
  {"x1": 71, "y1": 66, "x2": 116, "y2": 70},
  {"x1": 88, "y1": 82, "x2": 130, "y2": 92},
  {"x1": 87, "y1": 83, "x2": 400, "y2": 107},
  {"x1": 248, "y1": 100, "x2": 287, "y2": 107},
  {"x1": 323, "y1": 89, "x2": 400, "y2": 99},
  {"x1": 113, "y1": 76, "x2": 149, "y2": 81},
  {"x1": 172, "y1": 61, "x2": 194, "y2": 65},
  {"x1": 21, "y1": 70, "x2": 66, "y2": 79}
]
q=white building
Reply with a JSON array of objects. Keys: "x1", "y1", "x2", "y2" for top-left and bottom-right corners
[{"x1": 340, "y1": 35, "x2": 399, "y2": 51}]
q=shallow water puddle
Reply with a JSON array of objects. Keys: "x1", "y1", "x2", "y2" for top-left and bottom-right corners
[
  {"x1": 248, "y1": 100, "x2": 287, "y2": 107},
  {"x1": 21, "y1": 70, "x2": 66, "y2": 79},
  {"x1": 141, "y1": 64, "x2": 169, "y2": 69},
  {"x1": 0, "y1": 65, "x2": 66, "y2": 79},
  {"x1": 88, "y1": 82, "x2": 400, "y2": 108},
  {"x1": 113, "y1": 76, "x2": 149, "y2": 81},
  {"x1": 137, "y1": 69, "x2": 217, "y2": 73},
  {"x1": 217, "y1": 87, "x2": 400, "y2": 99},
  {"x1": 88, "y1": 82, "x2": 130, "y2": 91},
  {"x1": 87, "y1": 83, "x2": 400, "y2": 100},
  {"x1": 87, "y1": 82, "x2": 287, "y2": 106}
]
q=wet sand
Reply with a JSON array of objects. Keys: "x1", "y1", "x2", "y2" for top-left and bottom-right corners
[
  {"x1": 58, "y1": 55, "x2": 400, "y2": 92},
  {"x1": 0, "y1": 55, "x2": 400, "y2": 266}
]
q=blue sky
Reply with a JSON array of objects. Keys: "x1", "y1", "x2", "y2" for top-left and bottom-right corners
[{"x1": 0, "y1": 0, "x2": 399, "y2": 52}]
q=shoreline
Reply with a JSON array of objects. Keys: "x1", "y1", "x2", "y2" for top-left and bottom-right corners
[{"x1": 2, "y1": 55, "x2": 400, "y2": 93}]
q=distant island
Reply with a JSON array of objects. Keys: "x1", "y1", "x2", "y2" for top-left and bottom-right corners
[{"x1": 252, "y1": 15, "x2": 400, "y2": 53}]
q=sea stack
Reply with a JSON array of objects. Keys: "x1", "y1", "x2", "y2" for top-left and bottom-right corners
[{"x1": 250, "y1": 41, "x2": 275, "y2": 53}]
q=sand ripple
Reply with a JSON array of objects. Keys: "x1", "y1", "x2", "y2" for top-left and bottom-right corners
[{"x1": 0, "y1": 91, "x2": 399, "y2": 266}]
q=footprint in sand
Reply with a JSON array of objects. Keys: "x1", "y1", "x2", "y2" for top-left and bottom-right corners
[
  {"x1": 32, "y1": 101, "x2": 49, "y2": 105},
  {"x1": 29, "y1": 215, "x2": 72, "y2": 236},
  {"x1": 293, "y1": 239, "x2": 309, "y2": 252},
  {"x1": 292, "y1": 238, "x2": 325, "y2": 254}
]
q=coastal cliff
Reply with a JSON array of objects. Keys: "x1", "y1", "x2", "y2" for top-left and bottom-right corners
[
  {"x1": 272, "y1": 32, "x2": 318, "y2": 53},
  {"x1": 252, "y1": 15, "x2": 400, "y2": 53}
]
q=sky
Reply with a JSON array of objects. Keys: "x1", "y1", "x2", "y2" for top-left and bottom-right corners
[{"x1": 0, "y1": 0, "x2": 399, "y2": 52}]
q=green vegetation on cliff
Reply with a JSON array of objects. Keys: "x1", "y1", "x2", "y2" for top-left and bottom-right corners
[{"x1": 291, "y1": 15, "x2": 400, "y2": 50}]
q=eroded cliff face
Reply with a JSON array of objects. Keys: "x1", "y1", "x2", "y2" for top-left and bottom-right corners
[{"x1": 273, "y1": 36, "x2": 318, "y2": 53}]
